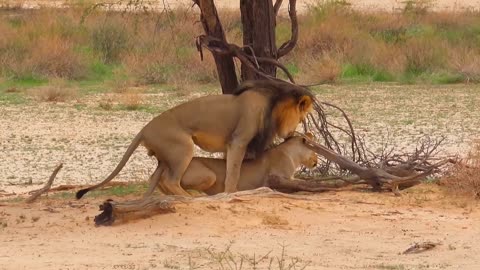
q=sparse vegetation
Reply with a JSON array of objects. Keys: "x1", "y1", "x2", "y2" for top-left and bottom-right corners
[
  {"x1": 117, "y1": 91, "x2": 143, "y2": 111},
  {"x1": 197, "y1": 243, "x2": 310, "y2": 270},
  {"x1": 287, "y1": 0, "x2": 480, "y2": 84},
  {"x1": 441, "y1": 141, "x2": 480, "y2": 199},
  {"x1": 27, "y1": 79, "x2": 78, "y2": 102},
  {"x1": 262, "y1": 214, "x2": 289, "y2": 226},
  {"x1": 51, "y1": 182, "x2": 148, "y2": 199},
  {"x1": 0, "y1": 1, "x2": 479, "y2": 87}
]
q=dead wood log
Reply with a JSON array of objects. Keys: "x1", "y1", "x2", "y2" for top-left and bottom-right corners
[
  {"x1": 94, "y1": 196, "x2": 177, "y2": 226},
  {"x1": 267, "y1": 175, "x2": 349, "y2": 193},
  {"x1": 94, "y1": 187, "x2": 314, "y2": 226},
  {"x1": 25, "y1": 163, "x2": 63, "y2": 204}
]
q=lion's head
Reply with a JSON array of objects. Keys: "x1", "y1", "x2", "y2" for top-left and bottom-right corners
[{"x1": 234, "y1": 80, "x2": 315, "y2": 156}]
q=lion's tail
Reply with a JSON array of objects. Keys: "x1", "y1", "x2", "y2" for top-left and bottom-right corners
[{"x1": 76, "y1": 132, "x2": 143, "y2": 199}]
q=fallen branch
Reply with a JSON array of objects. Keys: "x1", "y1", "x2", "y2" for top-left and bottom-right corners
[
  {"x1": 402, "y1": 241, "x2": 441, "y2": 254},
  {"x1": 298, "y1": 134, "x2": 452, "y2": 194},
  {"x1": 94, "y1": 196, "x2": 177, "y2": 226},
  {"x1": 94, "y1": 187, "x2": 314, "y2": 226},
  {"x1": 25, "y1": 163, "x2": 63, "y2": 204},
  {"x1": 267, "y1": 175, "x2": 349, "y2": 193}
]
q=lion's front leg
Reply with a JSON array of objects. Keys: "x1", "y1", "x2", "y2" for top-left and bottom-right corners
[{"x1": 224, "y1": 143, "x2": 247, "y2": 193}]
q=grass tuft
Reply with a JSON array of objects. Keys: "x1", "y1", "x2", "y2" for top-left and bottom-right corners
[
  {"x1": 441, "y1": 141, "x2": 480, "y2": 200},
  {"x1": 28, "y1": 79, "x2": 78, "y2": 102}
]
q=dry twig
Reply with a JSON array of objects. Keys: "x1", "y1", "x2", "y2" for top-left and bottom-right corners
[
  {"x1": 402, "y1": 241, "x2": 441, "y2": 254},
  {"x1": 25, "y1": 164, "x2": 63, "y2": 204}
]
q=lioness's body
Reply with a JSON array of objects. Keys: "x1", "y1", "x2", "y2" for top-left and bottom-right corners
[
  {"x1": 76, "y1": 81, "x2": 314, "y2": 198},
  {"x1": 147, "y1": 136, "x2": 317, "y2": 195}
]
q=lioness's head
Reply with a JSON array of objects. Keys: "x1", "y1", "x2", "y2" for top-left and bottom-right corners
[
  {"x1": 299, "y1": 133, "x2": 317, "y2": 168},
  {"x1": 283, "y1": 133, "x2": 318, "y2": 168}
]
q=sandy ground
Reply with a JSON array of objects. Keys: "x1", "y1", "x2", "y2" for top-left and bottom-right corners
[
  {"x1": 1, "y1": 84, "x2": 479, "y2": 195},
  {"x1": 0, "y1": 85, "x2": 479, "y2": 269},
  {"x1": 1, "y1": 2, "x2": 479, "y2": 269},
  {"x1": 1, "y1": 186, "x2": 479, "y2": 270}
]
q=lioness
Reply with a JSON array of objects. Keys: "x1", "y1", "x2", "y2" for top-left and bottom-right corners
[
  {"x1": 76, "y1": 80, "x2": 314, "y2": 198},
  {"x1": 146, "y1": 134, "x2": 318, "y2": 196}
]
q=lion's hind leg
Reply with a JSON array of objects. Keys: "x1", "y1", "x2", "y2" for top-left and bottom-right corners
[
  {"x1": 181, "y1": 160, "x2": 217, "y2": 192},
  {"x1": 158, "y1": 136, "x2": 194, "y2": 196}
]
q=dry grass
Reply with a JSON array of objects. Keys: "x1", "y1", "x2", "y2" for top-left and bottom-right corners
[
  {"x1": 441, "y1": 141, "x2": 480, "y2": 199},
  {"x1": 261, "y1": 214, "x2": 289, "y2": 226},
  {"x1": 28, "y1": 36, "x2": 87, "y2": 79},
  {"x1": 118, "y1": 91, "x2": 143, "y2": 110},
  {"x1": 286, "y1": 1, "x2": 480, "y2": 83},
  {"x1": 98, "y1": 97, "x2": 113, "y2": 110},
  {"x1": 4, "y1": 87, "x2": 21, "y2": 93},
  {"x1": 298, "y1": 54, "x2": 341, "y2": 83},
  {"x1": 448, "y1": 47, "x2": 480, "y2": 83},
  {"x1": 0, "y1": 9, "x2": 87, "y2": 79},
  {"x1": 0, "y1": 2, "x2": 479, "y2": 84},
  {"x1": 28, "y1": 79, "x2": 78, "y2": 102}
]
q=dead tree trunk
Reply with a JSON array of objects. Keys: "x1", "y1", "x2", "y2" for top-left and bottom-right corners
[
  {"x1": 195, "y1": 0, "x2": 298, "y2": 88},
  {"x1": 194, "y1": 0, "x2": 238, "y2": 94},
  {"x1": 240, "y1": 0, "x2": 277, "y2": 80}
]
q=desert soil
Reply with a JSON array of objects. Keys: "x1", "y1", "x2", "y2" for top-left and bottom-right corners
[
  {"x1": 0, "y1": 83, "x2": 479, "y2": 269},
  {"x1": 1, "y1": 2, "x2": 480, "y2": 269},
  {"x1": 1, "y1": 84, "x2": 479, "y2": 194},
  {"x1": 1, "y1": 186, "x2": 479, "y2": 270}
]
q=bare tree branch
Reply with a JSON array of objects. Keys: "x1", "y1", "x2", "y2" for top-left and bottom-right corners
[
  {"x1": 196, "y1": 35, "x2": 296, "y2": 83},
  {"x1": 277, "y1": 0, "x2": 298, "y2": 58},
  {"x1": 26, "y1": 164, "x2": 63, "y2": 204},
  {"x1": 297, "y1": 134, "x2": 453, "y2": 194},
  {"x1": 273, "y1": 0, "x2": 284, "y2": 16}
]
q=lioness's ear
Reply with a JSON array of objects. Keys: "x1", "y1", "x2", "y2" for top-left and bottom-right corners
[{"x1": 298, "y1": 95, "x2": 312, "y2": 112}]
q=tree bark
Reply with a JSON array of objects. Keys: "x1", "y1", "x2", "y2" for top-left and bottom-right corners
[
  {"x1": 195, "y1": 0, "x2": 238, "y2": 94},
  {"x1": 240, "y1": 0, "x2": 277, "y2": 80}
]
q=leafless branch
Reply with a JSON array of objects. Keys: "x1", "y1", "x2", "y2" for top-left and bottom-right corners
[
  {"x1": 277, "y1": 0, "x2": 298, "y2": 58},
  {"x1": 26, "y1": 164, "x2": 63, "y2": 204},
  {"x1": 297, "y1": 134, "x2": 453, "y2": 194},
  {"x1": 274, "y1": 0, "x2": 284, "y2": 16},
  {"x1": 196, "y1": 35, "x2": 296, "y2": 83}
]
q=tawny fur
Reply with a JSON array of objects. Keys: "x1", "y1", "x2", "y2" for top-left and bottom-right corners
[
  {"x1": 146, "y1": 135, "x2": 318, "y2": 196},
  {"x1": 76, "y1": 80, "x2": 314, "y2": 198}
]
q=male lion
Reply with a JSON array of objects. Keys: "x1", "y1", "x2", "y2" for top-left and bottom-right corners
[
  {"x1": 146, "y1": 134, "x2": 318, "y2": 196},
  {"x1": 76, "y1": 80, "x2": 314, "y2": 198}
]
